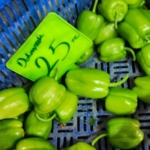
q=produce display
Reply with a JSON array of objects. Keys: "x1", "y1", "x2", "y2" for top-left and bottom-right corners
[{"x1": 1, "y1": 0, "x2": 150, "y2": 149}]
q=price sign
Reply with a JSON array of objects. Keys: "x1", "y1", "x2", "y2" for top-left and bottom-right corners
[{"x1": 6, "y1": 12, "x2": 92, "y2": 81}]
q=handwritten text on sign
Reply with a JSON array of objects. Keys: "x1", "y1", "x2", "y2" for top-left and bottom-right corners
[{"x1": 6, "y1": 12, "x2": 92, "y2": 81}]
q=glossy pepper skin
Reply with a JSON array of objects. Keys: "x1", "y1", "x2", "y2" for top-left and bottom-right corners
[
  {"x1": 124, "y1": 0, "x2": 145, "y2": 8},
  {"x1": 107, "y1": 118, "x2": 144, "y2": 149},
  {"x1": 76, "y1": 0, "x2": 104, "y2": 41},
  {"x1": 24, "y1": 110, "x2": 52, "y2": 139},
  {"x1": 76, "y1": 47, "x2": 94, "y2": 64},
  {"x1": 94, "y1": 20, "x2": 118, "y2": 45},
  {"x1": 132, "y1": 76, "x2": 150, "y2": 104},
  {"x1": 136, "y1": 44, "x2": 150, "y2": 75},
  {"x1": 65, "y1": 68, "x2": 129, "y2": 99},
  {"x1": 16, "y1": 137, "x2": 57, "y2": 150},
  {"x1": 97, "y1": 0, "x2": 128, "y2": 28},
  {"x1": 97, "y1": 37, "x2": 136, "y2": 62},
  {"x1": 0, "y1": 119, "x2": 24, "y2": 150},
  {"x1": 91, "y1": 118, "x2": 144, "y2": 149},
  {"x1": 118, "y1": 8, "x2": 150, "y2": 49},
  {"x1": 105, "y1": 87, "x2": 137, "y2": 115},
  {"x1": 62, "y1": 142, "x2": 96, "y2": 150},
  {"x1": 29, "y1": 76, "x2": 66, "y2": 114},
  {"x1": 0, "y1": 87, "x2": 30, "y2": 120},
  {"x1": 47, "y1": 90, "x2": 78, "y2": 123}
]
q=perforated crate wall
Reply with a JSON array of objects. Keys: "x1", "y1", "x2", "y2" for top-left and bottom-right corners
[{"x1": 0, "y1": 0, "x2": 150, "y2": 150}]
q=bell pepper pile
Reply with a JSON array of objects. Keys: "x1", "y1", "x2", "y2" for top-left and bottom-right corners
[{"x1": 2, "y1": 0, "x2": 150, "y2": 149}]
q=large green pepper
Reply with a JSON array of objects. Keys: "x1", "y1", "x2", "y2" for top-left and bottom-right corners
[
  {"x1": 105, "y1": 87, "x2": 137, "y2": 115},
  {"x1": 0, "y1": 87, "x2": 30, "y2": 120},
  {"x1": 94, "y1": 20, "x2": 118, "y2": 45},
  {"x1": 62, "y1": 142, "x2": 96, "y2": 150},
  {"x1": 136, "y1": 44, "x2": 150, "y2": 75},
  {"x1": 76, "y1": 0, "x2": 104, "y2": 41},
  {"x1": 0, "y1": 119, "x2": 24, "y2": 150},
  {"x1": 97, "y1": 37, "x2": 136, "y2": 62},
  {"x1": 97, "y1": 0, "x2": 128, "y2": 28},
  {"x1": 124, "y1": 0, "x2": 145, "y2": 8},
  {"x1": 24, "y1": 110, "x2": 52, "y2": 139},
  {"x1": 117, "y1": 8, "x2": 150, "y2": 49},
  {"x1": 29, "y1": 76, "x2": 66, "y2": 114},
  {"x1": 91, "y1": 118, "x2": 144, "y2": 149},
  {"x1": 15, "y1": 137, "x2": 57, "y2": 150},
  {"x1": 132, "y1": 75, "x2": 150, "y2": 103},
  {"x1": 43, "y1": 90, "x2": 78, "y2": 123},
  {"x1": 65, "y1": 68, "x2": 129, "y2": 99}
]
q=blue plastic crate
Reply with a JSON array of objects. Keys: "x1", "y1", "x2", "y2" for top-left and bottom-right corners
[{"x1": 0, "y1": 0, "x2": 150, "y2": 150}]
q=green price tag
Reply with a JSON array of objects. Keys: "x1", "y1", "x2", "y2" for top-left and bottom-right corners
[{"x1": 6, "y1": 12, "x2": 92, "y2": 81}]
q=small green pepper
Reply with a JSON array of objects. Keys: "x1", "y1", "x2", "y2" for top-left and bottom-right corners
[
  {"x1": 118, "y1": 8, "x2": 150, "y2": 49},
  {"x1": 76, "y1": 0, "x2": 104, "y2": 40},
  {"x1": 91, "y1": 118, "x2": 144, "y2": 149},
  {"x1": 124, "y1": 0, "x2": 145, "y2": 8},
  {"x1": 94, "y1": 20, "x2": 118, "y2": 45},
  {"x1": 15, "y1": 137, "x2": 57, "y2": 150},
  {"x1": 0, "y1": 119, "x2": 24, "y2": 150},
  {"x1": 105, "y1": 87, "x2": 137, "y2": 115},
  {"x1": 97, "y1": 0, "x2": 128, "y2": 28},
  {"x1": 65, "y1": 68, "x2": 129, "y2": 99},
  {"x1": 29, "y1": 76, "x2": 66, "y2": 114},
  {"x1": 76, "y1": 47, "x2": 94, "y2": 64},
  {"x1": 62, "y1": 142, "x2": 96, "y2": 150},
  {"x1": 132, "y1": 75, "x2": 150, "y2": 104},
  {"x1": 97, "y1": 37, "x2": 136, "y2": 62},
  {"x1": 0, "y1": 87, "x2": 30, "y2": 120},
  {"x1": 24, "y1": 110, "x2": 52, "y2": 139},
  {"x1": 136, "y1": 44, "x2": 150, "y2": 75}
]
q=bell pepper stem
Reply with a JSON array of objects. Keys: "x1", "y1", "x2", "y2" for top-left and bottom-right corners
[
  {"x1": 91, "y1": 133, "x2": 108, "y2": 146},
  {"x1": 109, "y1": 74, "x2": 129, "y2": 87},
  {"x1": 124, "y1": 47, "x2": 136, "y2": 61},
  {"x1": 92, "y1": 0, "x2": 99, "y2": 13},
  {"x1": 54, "y1": 68, "x2": 60, "y2": 81},
  {"x1": 36, "y1": 113, "x2": 56, "y2": 122},
  {"x1": 114, "y1": 12, "x2": 118, "y2": 29}
]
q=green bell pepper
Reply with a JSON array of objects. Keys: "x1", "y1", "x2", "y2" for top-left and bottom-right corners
[
  {"x1": 105, "y1": 87, "x2": 137, "y2": 115},
  {"x1": 117, "y1": 8, "x2": 150, "y2": 49},
  {"x1": 0, "y1": 119, "x2": 24, "y2": 150},
  {"x1": 136, "y1": 44, "x2": 150, "y2": 75},
  {"x1": 62, "y1": 142, "x2": 96, "y2": 150},
  {"x1": 65, "y1": 68, "x2": 129, "y2": 99},
  {"x1": 124, "y1": 0, "x2": 145, "y2": 8},
  {"x1": 94, "y1": 20, "x2": 118, "y2": 45},
  {"x1": 91, "y1": 117, "x2": 144, "y2": 149},
  {"x1": 97, "y1": 37, "x2": 136, "y2": 62},
  {"x1": 16, "y1": 137, "x2": 57, "y2": 150},
  {"x1": 24, "y1": 110, "x2": 52, "y2": 139},
  {"x1": 0, "y1": 87, "x2": 30, "y2": 120},
  {"x1": 76, "y1": 47, "x2": 94, "y2": 64},
  {"x1": 76, "y1": 0, "x2": 104, "y2": 41},
  {"x1": 97, "y1": 0, "x2": 128, "y2": 28},
  {"x1": 43, "y1": 90, "x2": 78, "y2": 123},
  {"x1": 29, "y1": 76, "x2": 66, "y2": 114},
  {"x1": 132, "y1": 75, "x2": 150, "y2": 103}
]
